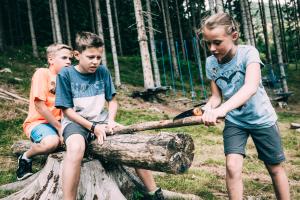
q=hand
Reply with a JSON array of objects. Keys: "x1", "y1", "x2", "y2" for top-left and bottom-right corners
[
  {"x1": 202, "y1": 107, "x2": 226, "y2": 126},
  {"x1": 93, "y1": 124, "x2": 107, "y2": 144},
  {"x1": 105, "y1": 120, "x2": 118, "y2": 135},
  {"x1": 57, "y1": 126, "x2": 64, "y2": 145}
]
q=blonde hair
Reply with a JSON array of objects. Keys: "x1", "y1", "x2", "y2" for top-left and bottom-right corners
[
  {"x1": 199, "y1": 12, "x2": 239, "y2": 39},
  {"x1": 46, "y1": 43, "x2": 72, "y2": 58}
]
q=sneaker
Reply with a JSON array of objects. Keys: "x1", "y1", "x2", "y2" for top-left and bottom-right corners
[
  {"x1": 16, "y1": 154, "x2": 33, "y2": 181},
  {"x1": 152, "y1": 188, "x2": 164, "y2": 200},
  {"x1": 144, "y1": 188, "x2": 165, "y2": 200}
]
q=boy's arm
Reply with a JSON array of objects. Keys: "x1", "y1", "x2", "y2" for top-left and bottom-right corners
[
  {"x1": 107, "y1": 96, "x2": 118, "y2": 122},
  {"x1": 35, "y1": 100, "x2": 61, "y2": 131},
  {"x1": 62, "y1": 108, "x2": 106, "y2": 144}
]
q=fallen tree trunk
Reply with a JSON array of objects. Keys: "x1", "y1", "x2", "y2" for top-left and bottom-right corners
[
  {"x1": 2, "y1": 152, "x2": 201, "y2": 200},
  {"x1": 112, "y1": 116, "x2": 203, "y2": 134},
  {"x1": 12, "y1": 132, "x2": 194, "y2": 174}
]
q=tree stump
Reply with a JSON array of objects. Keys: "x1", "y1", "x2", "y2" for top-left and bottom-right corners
[{"x1": 1, "y1": 132, "x2": 200, "y2": 199}]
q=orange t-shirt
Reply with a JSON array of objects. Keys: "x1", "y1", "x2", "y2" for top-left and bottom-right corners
[{"x1": 23, "y1": 68, "x2": 61, "y2": 138}]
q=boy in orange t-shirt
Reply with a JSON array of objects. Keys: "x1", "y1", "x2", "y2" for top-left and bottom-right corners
[{"x1": 17, "y1": 44, "x2": 73, "y2": 180}]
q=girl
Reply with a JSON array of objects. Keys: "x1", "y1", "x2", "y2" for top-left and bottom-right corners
[{"x1": 200, "y1": 13, "x2": 290, "y2": 200}]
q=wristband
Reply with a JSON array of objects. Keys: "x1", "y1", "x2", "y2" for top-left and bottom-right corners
[{"x1": 90, "y1": 122, "x2": 97, "y2": 133}]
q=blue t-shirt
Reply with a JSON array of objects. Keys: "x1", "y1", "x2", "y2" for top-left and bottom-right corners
[
  {"x1": 55, "y1": 65, "x2": 116, "y2": 130},
  {"x1": 205, "y1": 45, "x2": 277, "y2": 128}
]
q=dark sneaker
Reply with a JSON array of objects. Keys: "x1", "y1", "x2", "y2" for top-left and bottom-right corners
[
  {"x1": 16, "y1": 154, "x2": 33, "y2": 181},
  {"x1": 152, "y1": 188, "x2": 164, "y2": 200},
  {"x1": 143, "y1": 188, "x2": 165, "y2": 200}
]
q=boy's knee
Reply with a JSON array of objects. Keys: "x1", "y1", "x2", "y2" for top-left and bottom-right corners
[
  {"x1": 41, "y1": 136, "x2": 60, "y2": 151},
  {"x1": 66, "y1": 140, "x2": 85, "y2": 161},
  {"x1": 226, "y1": 157, "x2": 243, "y2": 178}
]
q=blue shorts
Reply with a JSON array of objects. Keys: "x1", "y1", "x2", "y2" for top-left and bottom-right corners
[{"x1": 30, "y1": 123, "x2": 58, "y2": 143}]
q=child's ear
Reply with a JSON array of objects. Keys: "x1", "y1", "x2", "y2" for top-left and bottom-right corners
[
  {"x1": 73, "y1": 50, "x2": 80, "y2": 60},
  {"x1": 232, "y1": 31, "x2": 239, "y2": 41}
]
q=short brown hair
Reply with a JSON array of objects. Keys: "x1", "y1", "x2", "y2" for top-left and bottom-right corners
[
  {"x1": 75, "y1": 32, "x2": 104, "y2": 52},
  {"x1": 46, "y1": 43, "x2": 72, "y2": 58},
  {"x1": 199, "y1": 12, "x2": 239, "y2": 35}
]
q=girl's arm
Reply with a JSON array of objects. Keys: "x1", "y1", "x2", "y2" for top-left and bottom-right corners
[
  {"x1": 203, "y1": 80, "x2": 222, "y2": 110},
  {"x1": 203, "y1": 63, "x2": 261, "y2": 125}
]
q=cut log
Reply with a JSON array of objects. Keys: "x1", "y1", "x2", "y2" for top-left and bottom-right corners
[
  {"x1": 12, "y1": 132, "x2": 194, "y2": 174},
  {"x1": 290, "y1": 123, "x2": 300, "y2": 129},
  {"x1": 1, "y1": 152, "x2": 201, "y2": 200},
  {"x1": 112, "y1": 116, "x2": 203, "y2": 134}
]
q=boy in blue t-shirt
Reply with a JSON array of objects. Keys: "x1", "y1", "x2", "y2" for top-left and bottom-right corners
[{"x1": 55, "y1": 32, "x2": 164, "y2": 200}]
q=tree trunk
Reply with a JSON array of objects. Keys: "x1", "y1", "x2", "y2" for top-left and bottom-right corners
[
  {"x1": 0, "y1": 3, "x2": 4, "y2": 52},
  {"x1": 63, "y1": 0, "x2": 71, "y2": 46},
  {"x1": 113, "y1": 0, "x2": 123, "y2": 56},
  {"x1": 164, "y1": 0, "x2": 179, "y2": 77},
  {"x1": 275, "y1": 0, "x2": 288, "y2": 63},
  {"x1": 146, "y1": 0, "x2": 161, "y2": 87},
  {"x1": 2, "y1": 153, "x2": 129, "y2": 200},
  {"x1": 259, "y1": 0, "x2": 272, "y2": 64},
  {"x1": 133, "y1": 0, "x2": 155, "y2": 89},
  {"x1": 245, "y1": 0, "x2": 256, "y2": 46},
  {"x1": 2, "y1": 152, "x2": 200, "y2": 199},
  {"x1": 12, "y1": 132, "x2": 194, "y2": 174},
  {"x1": 49, "y1": 0, "x2": 57, "y2": 43},
  {"x1": 215, "y1": 0, "x2": 224, "y2": 13},
  {"x1": 208, "y1": 0, "x2": 215, "y2": 14},
  {"x1": 94, "y1": 0, "x2": 107, "y2": 66},
  {"x1": 161, "y1": 0, "x2": 170, "y2": 55},
  {"x1": 269, "y1": 0, "x2": 289, "y2": 93},
  {"x1": 5, "y1": 0, "x2": 14, "y2": 46},
  {"x1": 89, "y1": 0, "x2": 96, "y2": 33},
  {"x1": 16, "y1": 0, "x2": 24, "y2": 45},
  {"x1": 26, "y1": 0, "x2": 39, "y2": 58},
  {"x1": 106, "y1": 0, "x2": 121, "y2": 87},
  {"x1": 111, "y1": 115, "x2": 204, "y2": 134},
  {"x1": 240, "y1": 0, "x2": 251, "y2": 45},
  {"x1": 175, "y1": 0, "x2": 186, "y2": 60},
  {"x1": 52, "y1": 0, "x2": 63, "y2": 43}
]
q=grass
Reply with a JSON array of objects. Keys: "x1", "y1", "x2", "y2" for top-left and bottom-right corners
[{"x1": 0, "y1": 47, "x2": 300, "y2": 199}]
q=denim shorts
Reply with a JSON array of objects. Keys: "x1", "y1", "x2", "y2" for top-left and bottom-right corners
[
  {"x1": 30, "y1": 123, "x2": 58, "y2": 143},
  {"x1": 223, "y1": 120, "x2": 285, "y2": 165}
]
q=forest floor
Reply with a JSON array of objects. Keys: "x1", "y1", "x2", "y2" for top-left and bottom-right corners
[{"x1": 0, "y1": 48, "x2": 299, "y2": 199}]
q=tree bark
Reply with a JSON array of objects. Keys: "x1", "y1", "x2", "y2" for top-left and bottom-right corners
[
  {"x1": 94, "y1": 0, "x2": 107, "y2": 66},
  {"x1": 52, "y1": 0, "x2": 63, "y2": 43},
  {"x1": 112, "y1": 115, "x2": 203, "y2": 134},
  {"x1": 26, "y1": 0, "x2": 39, "y2": 58},
  {"x1": 161, "y1": 0, "x2": 171, "y2": 55},
  {"x1": 106, "y1": 0, "x2": 121, "y2": 87},
  {"x1": 2, "y1": 153, "x2": 200, "y2": 199},
  {"x1": 89, "y1": 0, "x2": 96, "y2": 33},
  {"x1": 12, "y1": 132, "x2": 194, "y2": 174},
  {"x1": 215, "y1": 0, "x2": 224, "y2": 13},
  {"x1": 113, "y1": 0, "x2": 123, "y2": 56},
  {"x1": 133, "y1": 0, "x2": 155, "y2": 89},
  {"x1": 146, "y1": 0, "x2": 161, "y2": 87},
  {"x1": 269, "y1": 0, "x2": 289, "y2": 93},
  {"x1": 208, "y1": 0, "x2": 215, "y2": 14},
  {"x1": 0, "y1": 3, "x2": 4, "y2": 52},
  {"x1": 175, "y1": 0, "x2": 186, "y2": 60},
  {"x1": 164, "y1": 0, "x2": 179, "y2": 77},
  {"x1": 240, "y1": 0, "x2": 251, "y2": 45},
  {"x1": 63, "y1": 0, "x2": 71, "y2": 46},
  {"x1": 49, "y1": 0, "x2": 57, "y2": 43},
  {"x1": 245, "y1": 0, "x2": 256, "y2": 46}
]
